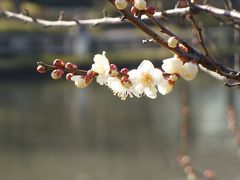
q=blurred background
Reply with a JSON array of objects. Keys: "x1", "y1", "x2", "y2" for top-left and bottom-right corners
[{"x1": 0, "y1": 0, "x2": 240, "y2": 180}]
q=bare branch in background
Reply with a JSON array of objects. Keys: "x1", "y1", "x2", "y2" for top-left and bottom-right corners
[
  {"x1": 188, "y1": 15, "x2": 210, "y2": 57},
  {"x1": 0, "y1": 5, "x2": 239, "y2": 28}
]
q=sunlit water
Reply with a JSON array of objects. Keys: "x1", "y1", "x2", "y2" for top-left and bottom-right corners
[{"x1": 0, "y1": 73, "x2": 240, "y2": 180}]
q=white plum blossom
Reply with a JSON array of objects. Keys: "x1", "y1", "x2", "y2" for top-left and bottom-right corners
[
  {"x1": 71, "y1": 75, "x2": 88, "y2": 88},
  {"x1": 107, "y1": 77, "x2": 138, "y2": 100},
  {"x1": 157, "y1": 79, "x2": 173, "y2": 95},
  {"x1": 180, "y1": 62, "x2": 199, "y2": 81},
  {"x1": 162, "y1": 57, "x2": 183, "y2": 74},
  {"x1": 91, "y1": 51, "x2": 110, "y2": 85},
  {"x1": 128, "y1": 60, "x2": 163, "y2": 99}
]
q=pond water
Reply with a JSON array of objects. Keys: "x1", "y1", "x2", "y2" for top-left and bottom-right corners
[{"x1": 0, "y1": 72, "x2": 240, "y2": 180}]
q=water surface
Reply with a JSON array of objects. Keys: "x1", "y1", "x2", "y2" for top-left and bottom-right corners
[{"x1": 0, "y1": 73, "x2": 240, "y2": 180}]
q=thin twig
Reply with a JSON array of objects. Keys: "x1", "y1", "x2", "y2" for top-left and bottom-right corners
[
  {"x1": 37, "y1": 61, "x2": 87, "y2": 75},
  {"x1": 188, "y1": 15, "x2": 210, "y2": 57}
]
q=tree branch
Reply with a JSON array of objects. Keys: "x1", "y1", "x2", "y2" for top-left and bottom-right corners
[
  {"x1": 188, "y1": 14, "x2": 210, "y2": 57},
  {"x1": 1, "y1": 4, "x2": 239, "y2": 28},
  {"x1": 37, "y1": 62, "x2": 87, "y2": 75},
  {"x1": 106, "y1": 0, "x2": 240, "y2": 84}
]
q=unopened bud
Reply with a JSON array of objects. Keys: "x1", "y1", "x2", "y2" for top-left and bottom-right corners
[
  {"x1": 65, "y1": 62, "x2": 77, "y2": 72},
  {"x1": 181, "y1": 155, "x2": 191, "y2": 166},
  {"x1": 115, "y1": 0, "x2": 128, "y2": 10},
  {"x1": 120, "y1": 68, "x2": 129, "y2": 75},
  {"x1": 53, "y1": 59, "x2": 65, "y2": 69},
  {"x1": 37, "y1": 65, "x2": 47, "y2": 73},
  {"x1": 180, "y1": 61, "x2": 198, "y2": 81},
  {"x1": 131, "y1": 6, "x2": 138, "y2": 16},
  {"x1": 134, "y1": 0, "x2": 146, "y2": 10},
  {"x1": 66, "y1": 73, "x2": 74, "y2": 81},
  {"x1": 51, "y1": 69, "x2": 64, "y2": 80},
  {"x1": 203, "y1": 169, "x2": 216, "y2": 179},
  {"x1": 167, "y1": 37, "x2": 179, "y2": 48}
]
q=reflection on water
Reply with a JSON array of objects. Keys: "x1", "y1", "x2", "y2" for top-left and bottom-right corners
[{"x1": 0, "y1": 73, "x2": 240, "y2": 180}]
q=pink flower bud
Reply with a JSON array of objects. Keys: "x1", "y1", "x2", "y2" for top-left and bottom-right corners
[
  {"x1": 65, "y1": 62, "x2": 77, "y2": 72},
  {"x1": 120, "y1": 68, "x2": 129, "y2": 75},
  {"x1": 37, "y1": 65, "x2": 47, "y2": 73},
  {"x1": 53, "y1": 59, "x2": 65, "y2": 69},
  {"x1": 51, "y1": 69, "x2": 64, "y2": 80},
  {"x1": 131, "y1": 6, "x2": 138, "y2": 16},
  {"x1": 66, "y1": 73, "x2": 74, "y2": 81}
]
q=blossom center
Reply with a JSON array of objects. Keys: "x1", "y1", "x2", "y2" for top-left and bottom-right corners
[{"x1": 141, "y1": 73, "x2": 153, "y2": 86}]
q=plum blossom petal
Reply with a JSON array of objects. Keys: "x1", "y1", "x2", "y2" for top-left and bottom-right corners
[
  {"x1": 128, "y1": 69, "x2": 141, "y2": 83},
  {"x1": 162, "y1": 57, "x2": 183, "y2": 74},
  {"x1": 150, "y1": 68, "x2": 163, "y2": 84},
  {"x1": 96, "y1": 75, "x2": 109, "y2": 85},
  {"x1": 157, "y1": 79, "x2": 173, "y2": 95},
  {"x1": 144, "y1": 86, "x2": 157, "y2": 99},
  {"x1": 138, "y1": 60, "x2": 155, "y2": 73},
  {"x1": 107, "y1": 77, "x2": 139, "y2": 100},
  {"x1": 91, "y1": 51, "x2": 110, "y2": 85}
]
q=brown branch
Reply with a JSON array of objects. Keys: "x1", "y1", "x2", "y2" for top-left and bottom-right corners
[
  {"x1": 37, "y1": 61, "x2": 87, "y2": 75},
  {"x1": 188, "y1": 15, "x2": 210, "y2": 57},
  {"x1": 107, "y1": 0, "x2": 240, "y2": 84}
]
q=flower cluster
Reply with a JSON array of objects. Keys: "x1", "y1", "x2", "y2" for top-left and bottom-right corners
[
  {"x1": 86, "y1": 51, "x2": 198, "y2": 100},
  {"x1": 37, "y1": 44, "x2": 199, "y2": 100}
]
